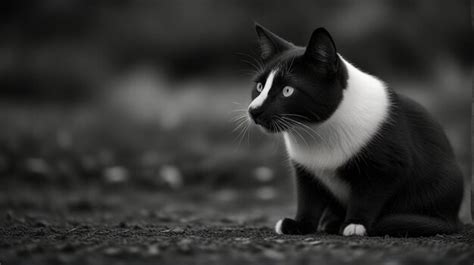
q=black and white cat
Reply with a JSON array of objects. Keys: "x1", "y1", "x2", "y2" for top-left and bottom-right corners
[{"x1": 247, "y1": 24, "x2": 464, "y2": 237}]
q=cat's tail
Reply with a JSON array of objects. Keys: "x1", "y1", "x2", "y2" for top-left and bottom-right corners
[{"x1": 370, "y1": 214, "x2": 461, "y2": 237}]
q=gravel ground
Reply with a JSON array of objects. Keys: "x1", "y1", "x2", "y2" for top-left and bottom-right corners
[{"x1": 0, "y1": 187, "x2": 473, "y2": 265}]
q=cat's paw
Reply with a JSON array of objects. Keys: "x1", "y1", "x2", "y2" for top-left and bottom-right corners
[
  {"x1": 275, "y1": 218, "x2": 303, "y2": 235},
  {"x1": 342, "y1": 223, "x2": 367, "y2": 236}
]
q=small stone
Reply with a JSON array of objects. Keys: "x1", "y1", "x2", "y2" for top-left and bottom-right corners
[
  {"x1": 307, "y1": 240, "x2": 322, "y2": 245},
  {"x1": 234, "y1": 237, "x2": 251, "y2": 244},
  {"x1": 254, "y1": 166, "x2": 274, "y2": 182},
  {"x1": 147, "y1": 244, "x2": 160, "y2": 256},
  {"x1": 234, "y1": 237, "x2": 250, "y2": 241},
  {"x1": 103, "y1": 166, "x2": 129, "y2": 183},
  {"x1": 255, "y1": 186, "x2": 277, "y2": 200},
  {"x1": 127, "y1": 246, "x2": 140, "y2": 254},
  {"x1": 177, "y1": 239, "x2": 192, "y2": 254},
  {"x1": 171, "y1": 227, "x2": 185, "y2": 233},
  {"x1": 159, "y1": 165, "x2": 183, "y2": 189},
  {"x1": 215, "y1": 189, "x2": 237, "y2": 202},
  {"x1": 262, "y1": 249, "x2": 284, "y2": 260},
  {"x1": 104, "y1": 247, "x2": 121, "y2": 256}
]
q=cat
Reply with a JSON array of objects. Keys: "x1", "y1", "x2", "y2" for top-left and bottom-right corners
[{"x1": 247, "y1": 24, "x2": 464, "y2": 237}]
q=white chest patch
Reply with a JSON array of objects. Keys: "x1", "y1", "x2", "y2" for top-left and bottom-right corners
[{"x1": 283, "y1": 56, "x2": 390, "y2": 205}]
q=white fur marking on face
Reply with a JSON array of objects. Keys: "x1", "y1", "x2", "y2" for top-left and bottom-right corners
[
  {"x1": 275, "y1": 219, "x2": 283, "y2": 234},
  {"x1": 249, "y1": 70, "x2": 277, "y2": 110},
  {"x1": 342, "y1": 224, "x2": 367, "y2": 236},
  {"x1": 283, "y1": 55, "x2": 390, "y2": 205}
]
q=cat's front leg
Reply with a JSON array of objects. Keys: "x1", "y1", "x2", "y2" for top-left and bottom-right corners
[
  {"x1": 341, "y1": 175, "x2": 400, "y2": 236},
  {"x1": 275, "y1": 164, "x2": 330, "y2": 235},
  {"x1": 341, "y1": 193, "x2": 385, "y2": 236}
]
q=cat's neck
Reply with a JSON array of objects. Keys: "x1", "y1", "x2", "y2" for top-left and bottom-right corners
[{"x1": 283, "y1": 55, "x2": 391, "y2": 171}]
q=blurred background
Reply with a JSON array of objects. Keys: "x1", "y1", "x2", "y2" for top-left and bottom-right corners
[{"x1": 0, "y1": 0, "x2": 471, "y2": 220}]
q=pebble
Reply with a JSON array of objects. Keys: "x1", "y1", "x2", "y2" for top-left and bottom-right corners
[
  {"x1": 104, "y1": 247, "x2": 121, "y2": 256},
  {"x1": 215, "y1": 189, "x2": 237, "y2": 202},
  {"x1": 262, "y1": 249, "x2": 285, "y2": 260},
  {"x1": 254, "y1": 166, "x2": 274, "y2": 182},
  {"x1": 147, "y1": 244, "x2": 161, "y2": 256},
  {"x1": 159, "y1": 165, "x2": 183, "y2": 189},
  {"x1": 127, "y1": 246, "x2": 140, "y2": 254},
  {"x1": 274, "y1": 239, "x2": 286, "y2": 244},
  {"x1": 103, "y1": 166, "x2": 129, "y2": 183},
  {"x1": 177, "y1": 239, "x2": 193, "y2": 254},
  {"x1": 307, "y1": 240, "x2": 322, "y2": 246},
  {"x1": 255, "y1": 186, "x2": 277, "y2": 200},
  {"x1": 171, "y1": 227, "x2": 185, "y2": 233}
]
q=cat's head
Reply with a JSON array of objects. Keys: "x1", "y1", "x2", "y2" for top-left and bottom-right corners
[{"x1": 248, "y1": 24, "x2": 348, "y2": 133}]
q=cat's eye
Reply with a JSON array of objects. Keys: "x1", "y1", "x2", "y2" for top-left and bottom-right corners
[
  {"x1": 282, "y1": 86, "x2": 294, "y2": 97},
  {"x1": 256, "y1": 83, "x2": 263, "y2": 92}
]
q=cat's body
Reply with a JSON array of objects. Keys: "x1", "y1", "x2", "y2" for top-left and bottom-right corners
[
  {"x1": 283, "y1": 57, "x2": 389, "y2": 206},
  {"x1": 247, "y1": 24, "x2": 463, "y2": 237}
]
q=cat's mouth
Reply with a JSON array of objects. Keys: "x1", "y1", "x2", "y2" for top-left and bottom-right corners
[
  {"x1": 253, "y1": 119, "x2": 289, "y2": 134},
  {"x1": 249, "y1": 110, "x2": 292, "y2": 133}
]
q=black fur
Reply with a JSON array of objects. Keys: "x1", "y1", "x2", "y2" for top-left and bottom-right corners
[{"x1": 249, "y1": 24, "x2": 464, "y2": 237}]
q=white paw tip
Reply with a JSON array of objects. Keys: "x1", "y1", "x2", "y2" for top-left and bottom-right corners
[
  {"x1": 343, "y1": 224, "x2": 367, "y2": 236},
  {"x1": 275, "y1": 219, "x2": 283, "y2": 234}
]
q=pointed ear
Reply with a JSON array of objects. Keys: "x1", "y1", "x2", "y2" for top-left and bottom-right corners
[
  {"x1": 304, "y1": 28, "x2": 338, "y2": 71},
  {"x1": 255, "y1": 23, "x2": 293, "y2": 60}
]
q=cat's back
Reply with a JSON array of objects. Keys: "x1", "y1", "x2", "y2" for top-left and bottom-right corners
[{"x1": 394, "y1": 93, "x2": 455, "y2": 159}]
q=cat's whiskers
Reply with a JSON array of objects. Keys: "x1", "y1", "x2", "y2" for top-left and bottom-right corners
[
  {"x1": 235, "y1": 52, "x2": 265, "y2": 75},
  {"x1": 279, "y1": 116, "x2": 318, "y2": 139},
  {"x1": 283, "y1": 57, "x2": 295, "y2": 76},
  {"x1": 231, "y1": 114, "x2": 249, "y2": 122},
  {"x1": 235, "y1": 120, "x2": 251, "y2": 148},
  {"x1": 277, "y1": 117, "x2": 310, "y2": 148},
  {"x1": 240, "y1": 58, "x2": 263, "y2": 73},
  {"x1": 303, "y1": 108, "x2": 323, "y2": 122},
  {"x1": 278, "y1": 115, "x2": 330, "y2": 148},
  {"x1": 231, "y1": 104, "x2": 252, "y2": 149},
  {"x1": 274, "y1": 117, "x2": 303, "y2": 146},
  {"x1": 274, "y1": 118, "x2": 300, "y2": 146},
  {"x1": 280, "y1": 115, "x2": 321, "y2": 138},
  {"x1": 233, "y1": 118, "x2": 249, "y2": 133}
]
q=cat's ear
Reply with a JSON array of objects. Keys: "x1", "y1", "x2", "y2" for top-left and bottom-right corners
[
  {"x1": 304, "y1": 28, "x2": 338, "y2": 71},
  {"x1": 255, "y1": 23, "x2": 293, "y2": 60}
]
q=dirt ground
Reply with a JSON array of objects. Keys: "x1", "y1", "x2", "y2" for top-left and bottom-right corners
[{"x1": 1, "y1": 186, "x2": 473, "y2": 265}]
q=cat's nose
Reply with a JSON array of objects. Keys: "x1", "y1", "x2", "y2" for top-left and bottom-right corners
[{"x1": 249, "y1": 107, "x2": 264, "y2": 123}]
